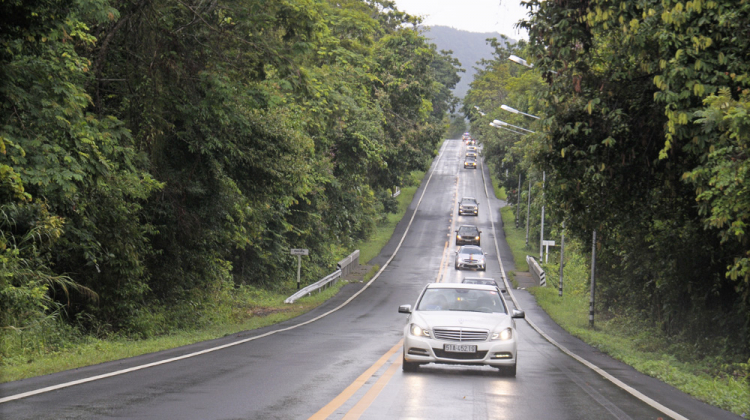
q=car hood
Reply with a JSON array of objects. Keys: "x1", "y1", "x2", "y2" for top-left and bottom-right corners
[
  {"x1": 412, "y1": 311, "x2": 512, "y2": 331},
  {"x1": 458, "y1": 253, "x2": 484, "y2": 261}
]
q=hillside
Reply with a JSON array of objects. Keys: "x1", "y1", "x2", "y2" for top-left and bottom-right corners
[{"x1": 422, "y1": 26, "x2": 515, "y2": 100}]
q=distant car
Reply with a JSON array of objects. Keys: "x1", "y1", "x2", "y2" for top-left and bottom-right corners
[
  {"x1": 458, "y1": 197, "x2": 479, "y2": 216},
  {"x1": 462, "y1": 277, "x2": 503, "y2": 291},
  {"x1": 455, "y1": 245, "x2": 486, "y2": 271},
  {"x1": 456, "y1": 225, "x2": 481, "y2": 246},
  {"x1": 464, "y1": 158, "x2": 477, "y2": 169},
  {"x1": 467, "y1": 145, "x2": 478, "y2": 151},
  {"x1": 462, "y1": 132, "x2": 471, "y2": 141},
  {"x1": 398, "y1": 282, "x2": 525, "y2": 375},
  {"x1": 466, "y1": 138, "x2": 476, "y2": 145},
  {"x1": 465, "y1": 150, "x2": 478, "y2": 159}
]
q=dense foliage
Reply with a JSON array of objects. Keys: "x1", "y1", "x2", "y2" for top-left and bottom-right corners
[
  {"x1": 463, "y1": 0, "x2": 749, "y2": 361},
  {"x1": 1, "y1": 0, "x2": 460, "y2": 348}
]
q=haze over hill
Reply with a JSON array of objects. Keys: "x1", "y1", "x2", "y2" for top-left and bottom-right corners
[{"x1": 422, "y1": 26, "x2": 515, "y2": 101}]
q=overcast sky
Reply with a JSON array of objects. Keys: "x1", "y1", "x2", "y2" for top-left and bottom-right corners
[{"x1": 393, "y1": 0, "x2": 530, "y2": 39}]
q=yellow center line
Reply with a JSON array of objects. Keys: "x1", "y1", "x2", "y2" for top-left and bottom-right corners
[
  {"x1": 341, "y1": 354, "x2": 403, "y2": 420},
  {"x1": 307, "y1": 340, "x2": 403, "y2": 420},
  {"x1": 436, "y1": 240, "x2": 449, "y2": 283},
  {"x1": 311, "y1": 146, "x2": 465, "y2": 419}
]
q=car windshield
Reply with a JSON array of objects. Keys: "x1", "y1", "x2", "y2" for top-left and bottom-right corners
[
  {"x1": 458, "y1": 227, "x2": 478, "y2": 235},
  {"x1": 461, "y1": 198, "x2": 476, "y2": 205},
  {"x1": 463, "y1": 279, "x2": 495, "y2": 286},
  {"x1": 461, "y1": 247, "x2": 483, "y2": 255},
  {"x1": 417, "y1": 288, "x2": 506, "y2": 313}
]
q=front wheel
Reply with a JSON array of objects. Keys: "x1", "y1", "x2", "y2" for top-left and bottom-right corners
[
  {"x1": 403, "y1": 354, "x2": 419, "y2": 372},
  {"x1": 498, "y1": 364, "x2": 516, "y2": 377}
]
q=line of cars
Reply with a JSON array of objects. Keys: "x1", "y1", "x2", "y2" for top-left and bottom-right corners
[
  {"x1": 397, "y1": 136, "x2": 525, "y2": 376},
  {"x1": 462, "y1": 132, "x2": 479, "y2": 169}
]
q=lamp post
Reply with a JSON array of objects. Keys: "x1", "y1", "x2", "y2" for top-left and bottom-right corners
[
  {"x1": 501, "y1": 104, "x2": 541, "y2": 120},
  {"x1": 508, "y1": 54, "x2": 558, "y2": 75},
  {"x1": 489, "y1": 121, "x2": 525, "y2": 135},
  {"x1": 508, "y1": 54, "x2": 533, "y2": 68},
  {"x1": 492, "y1": 119, "x2": 535, "y2": 134}
]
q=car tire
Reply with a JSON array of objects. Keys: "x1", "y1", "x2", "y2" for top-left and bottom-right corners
[
  {"x1": 498, "y1": 363, "x2": 516, "y2": 377},
  {"x1": 403, "y1": 354, "x2": 419, "y2": 372}
]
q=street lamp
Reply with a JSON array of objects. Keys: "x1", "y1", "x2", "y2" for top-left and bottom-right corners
[
  {"x1": 508, "y1": 54, "x2": 533, "y2": 68},
  {"x1": 492, "y1": 119, "x2": 535, "y2": 134},
  {"x1": 489, "y1": 121, "x2": 525, "y2": 135},
  {"x1": 501, "y1": 104, "x2": 540, "y2": 120},
  {"x1": 508, "y1": 54, "x2": 558, "y2": 75},
  {"x1": 474, "y1": 106, "x2": 486, "y2": 116}
]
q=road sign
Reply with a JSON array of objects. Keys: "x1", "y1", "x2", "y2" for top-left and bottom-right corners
[
  {"x1": 542, "y1": 240, "x2": 556, "y2": 246},
  {"x1": 290, "y1": 248, "x2": 309, "y2": 256}
]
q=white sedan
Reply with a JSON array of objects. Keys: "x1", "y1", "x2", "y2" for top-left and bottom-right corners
[{"x1": 399, "y1": 283, "x2": 525, "y2": 376}]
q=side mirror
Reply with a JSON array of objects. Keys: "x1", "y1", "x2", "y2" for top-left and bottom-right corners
[
  {"x1": 512, "y1": 309, "x2": 525, "y2": 319},
  {"x1": 398, "y1": 305, "x2": 412, "y2": 314}
]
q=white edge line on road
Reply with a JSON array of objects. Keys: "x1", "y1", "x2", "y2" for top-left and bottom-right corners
[
  {"x1": 0, "y1": 141, "x2": 451, "y2": 405},
  {"x1": 478, "y1": 159, "x2": 689, "y2": 420}
]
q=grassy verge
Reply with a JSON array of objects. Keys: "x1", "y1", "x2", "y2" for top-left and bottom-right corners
[
  {"x1": 492, "y1": 174, "x2": 750, "y2": 416},
  {"x1": 356, "y1": 170, "x2": 425, "y2": 264},
  {"x1": 500, "y1": 206, "x2": 530, "y2": 272},
  {"x1": 2, "y1": 169, "x2": 428, "y2": 384},
  {"x1": 531, "y1": 287, "x2": 749, "y2": 416},
  {"x1": 1, "y1": 284, "x2": 349, "y2": 383}
]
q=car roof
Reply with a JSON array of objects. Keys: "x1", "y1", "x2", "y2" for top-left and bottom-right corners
[
  {"x1": 425, "y1": 282, "x2": 497, "y2": 291},
  {"x1": 458, "y1": 224, "x2": 478, "y2": 229},
  {"x1": 458, "y1": 245, "x2": 483, "y2": 251},
  {"x1": 463, "y1": 277, "x2": 495, "y2": 282}
]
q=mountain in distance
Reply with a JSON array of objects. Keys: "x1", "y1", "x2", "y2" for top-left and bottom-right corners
[{"x1": 422, "y1": 26, "x2": 514, "y2": 101}]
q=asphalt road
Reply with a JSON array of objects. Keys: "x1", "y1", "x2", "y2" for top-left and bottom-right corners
[{"x1": 0, "y1": 140, "x2": 742, "y2": 420}]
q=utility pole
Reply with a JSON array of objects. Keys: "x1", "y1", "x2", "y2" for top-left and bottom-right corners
[
  {"x1": 525, "y1": 180, "x2": 531, "y2": 247},
  {"x1": 539, "y1": 171, "x2": 545, "y2": 258},
  {"x1": 589, "y1": 230, "x2": 597, "y2": 328},
  {"x1": 516, "y1": 174, "x2": 522, "y2": 228},
  {"x1": 559, "y1": 221, "x2": 565, "y2": 297}
]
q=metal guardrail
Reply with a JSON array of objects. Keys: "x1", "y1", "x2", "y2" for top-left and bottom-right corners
[
  {"x1": 337, "y1": 250, "x2": 359, "y2": 278},
  {"x1": 526, "y1": 255, "x2": 546, "y2": 286},
  {"x1": 284, "y1": 250, "x2": 360, "y2": 304}
]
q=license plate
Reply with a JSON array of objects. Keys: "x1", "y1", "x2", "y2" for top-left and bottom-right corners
[{"x1": 444, "y1": 344, "x2": 477, "y2": 353}]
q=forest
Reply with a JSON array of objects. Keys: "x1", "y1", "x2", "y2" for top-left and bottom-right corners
[
  {"x1": 1, "y1": 0, "x2": 462, "y2": 350},
  {"x1": 463, "y1": 0, "x2": 749, "y2": 367}
]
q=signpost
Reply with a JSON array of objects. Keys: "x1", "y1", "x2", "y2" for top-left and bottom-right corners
[
  {"x1": 542, "y1": 240, "x2": 555, "y2": 263},
  {"x1": 290, "y1": 248, "x2": 309, "y2": 289}
]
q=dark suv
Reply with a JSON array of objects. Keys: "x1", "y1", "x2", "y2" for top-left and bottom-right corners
[
  {"x1": 458, "y1": 197, "x2": 479, "y2": 216},
  {"x1": 455, "y1": 225, "x2": 481, "y2": 246}
]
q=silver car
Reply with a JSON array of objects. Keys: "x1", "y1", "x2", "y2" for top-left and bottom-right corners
[
  {"x1": 399, "y1": 283, "x2": 525, "y2": 375},
  {"x1": 455, "y1": 245, "x2": 486, "y2": 271},
  {"x1": 458, "y1": 197, "x2": 479, "y2": 216}
]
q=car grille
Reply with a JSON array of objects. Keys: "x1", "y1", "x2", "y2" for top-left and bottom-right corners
[
  {"x1": 433, "y1": 328, "x2": 488, "y2": 341},
  {"x1": 433, "y1": 349, "x2": 488, "y2": 359}
]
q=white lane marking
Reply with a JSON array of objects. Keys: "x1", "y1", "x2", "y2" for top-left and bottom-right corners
[
  {"x1": 478, "y1": 159, "x2": 689, "y2": 420},
  {"x1": 0, "y1": 142, "x2": 453, "y2": 405}
]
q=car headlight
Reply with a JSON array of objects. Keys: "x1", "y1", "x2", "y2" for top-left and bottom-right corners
[
  {"x1": 475, "y1": 236, "x2": 480, "y2": 240},
  {"x1": 492, "y1": 328, "x2": 513, "y2": 341},
  {"x1": 410, "y1": 323, "x2": 430, "y2": 337},
  {"x1": 457, "y1": 235, "x2": 462, "y2": 239}
]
